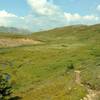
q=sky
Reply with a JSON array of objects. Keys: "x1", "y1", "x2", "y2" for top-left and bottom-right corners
[{"x1": 0, "y1": 0, "x2": 100, "y2": 31}]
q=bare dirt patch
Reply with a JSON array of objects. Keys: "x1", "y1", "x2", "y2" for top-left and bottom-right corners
[{"x1": 0, "y1": 38, "x2": 42, "y2": 47}]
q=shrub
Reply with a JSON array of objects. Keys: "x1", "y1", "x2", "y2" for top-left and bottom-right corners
[
  {"x1": 0, "y1": 72, "x2": 21, "y2": 100},
  {"x1": 67, "y1": 63, "x2": 74, "y2": 70}
]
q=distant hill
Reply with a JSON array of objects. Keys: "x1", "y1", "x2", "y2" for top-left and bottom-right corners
[
  {"x1": 0, "y1": 26, "x2": 31, "y2": 34},
  {"x1": 32, "y1": 24, "x2": 100, "y2": 43}
]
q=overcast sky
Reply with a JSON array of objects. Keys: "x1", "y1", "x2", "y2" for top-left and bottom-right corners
[{"x1": 0, "y1": 0, "x2": 100, "y2": 31}]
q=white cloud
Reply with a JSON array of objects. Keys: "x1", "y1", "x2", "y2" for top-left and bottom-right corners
[
  {"x1": 97, "y1": 5, "x2": 100, "y2": 11},
  {"x1": 64, "y1": 13, "x2": 99, "y2": 22},
  {"x1": 64, "y1": 13, "x2": 81, "y2": 21},
  {"x1": 0, "y1": 10, "x2": 17, "y2": 18},
  {"x1": 27, "y1": 0, "x2": 60, "y2": 16},
  {"x1": 0, "y1": 10, "x2": 24, "y2": 27},
  {"x1": 83, "y1": 15, "x2": 99, "y2": 20},
  {"x1": 0, "y1": 10, "x2": 17, "y2": 26}
]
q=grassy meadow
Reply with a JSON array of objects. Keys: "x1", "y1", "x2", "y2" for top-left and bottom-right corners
[{"x1": 0, "y1": 25, "x2": 100, "y2": 100}]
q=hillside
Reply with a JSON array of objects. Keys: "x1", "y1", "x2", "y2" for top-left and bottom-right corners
[
  {"x1": 32, "y1": 24, "x2": 100, "y2": 44},
  {"x1": 0, "y1": 24, "x2": 100, "y2": 100}
]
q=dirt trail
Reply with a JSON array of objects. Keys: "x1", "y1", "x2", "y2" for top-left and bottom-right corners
[{"x1": 75, "y1": 70, "x2": 100, "y2": 100}]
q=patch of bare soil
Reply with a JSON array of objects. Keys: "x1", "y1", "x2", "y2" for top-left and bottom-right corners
[{"x1": 0, "y1": 38, "x2": 42, "y2": 47}]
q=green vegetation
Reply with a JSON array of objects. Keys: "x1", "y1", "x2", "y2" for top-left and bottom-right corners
[
  {"x1": 0, "y1": 72, "x2": 21, "y2": 100},
  {"x1": 0, "y1": 24, "x2": 100, "y2": 100}
]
